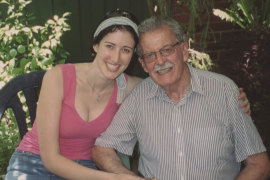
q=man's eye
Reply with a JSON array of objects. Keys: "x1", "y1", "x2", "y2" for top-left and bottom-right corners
[
  {"x1": 144, "y1": 53, "x2": 154, "y2": 59},
  {"x1": 161, "y1": 48, "x2": 172, "y2": 54}
]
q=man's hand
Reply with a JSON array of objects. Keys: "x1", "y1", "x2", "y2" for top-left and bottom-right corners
[{"x1": 238, "y1": 88, "x2": 251, "y2": 115}]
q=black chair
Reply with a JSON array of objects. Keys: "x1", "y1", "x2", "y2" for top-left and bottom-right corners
[{"x1": 0, "y1": 70, "x2": 45, "y2": 139}]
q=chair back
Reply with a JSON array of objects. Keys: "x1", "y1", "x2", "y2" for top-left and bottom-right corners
[{"x1": 0, "y1": 70, "x2": 45, "y2": 139}]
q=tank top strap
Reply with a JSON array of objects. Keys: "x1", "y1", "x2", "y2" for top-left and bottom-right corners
[
  {"x1": 116, "y1": 73, "x2": 128, "y2": 104},
  {"x1": 59, "y1": 64, "x2": 76, "y2": 105}
]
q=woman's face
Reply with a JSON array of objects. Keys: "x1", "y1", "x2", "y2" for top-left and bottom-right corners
[{"x1": 93, "y1": 29, "x2": 136, "y2": 80}]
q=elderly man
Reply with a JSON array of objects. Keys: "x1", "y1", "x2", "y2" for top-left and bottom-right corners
[{"x1": 92, "y1": 16, "x2": 270, "y2": 180}]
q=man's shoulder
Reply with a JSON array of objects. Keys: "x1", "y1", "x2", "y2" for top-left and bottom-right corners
[
  {"x1": 191, "y1": 66, "x2": 236, "y2": 88},
  {"x1": 127, "y1": 77, "x2": 156, "y2": 97},
  {"x1": 133, "y1": 77, "x2": 154, "y2": 88}
]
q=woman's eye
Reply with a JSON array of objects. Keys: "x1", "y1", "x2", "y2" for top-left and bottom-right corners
[
  {"x1": 105, "y1": 44, "x2": 113, "y2": 49},
  {"x1": 122, "y1": 48, "x2": 132, "y2": 54}
]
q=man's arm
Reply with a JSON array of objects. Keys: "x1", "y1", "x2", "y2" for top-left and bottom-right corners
[
  {"x1": 236, "y1": 152, "x2": 270, "y2": 180},
  {"x1": 92, "y1": 146, "x2": 136, "y2": 176},
  {"x1": 92, "y1": 146, "x2": 157, "y2": 180}
]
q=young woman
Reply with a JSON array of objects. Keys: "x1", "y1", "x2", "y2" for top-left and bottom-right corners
[
  {"x1": 5, "y1": 9, "x2": 249, "y2": 180},
  {"x1": 5, "y1": 9, "x2": 151, "y2": 180}
]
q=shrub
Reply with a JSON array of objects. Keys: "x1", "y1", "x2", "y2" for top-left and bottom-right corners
[{"x1": 0, "y1": 0, "x2": 71, "y2": 176}]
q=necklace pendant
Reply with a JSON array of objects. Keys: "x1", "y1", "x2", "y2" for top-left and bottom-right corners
[{"x1": 97, "y1": 95, "x2": 101, "y2": 102}]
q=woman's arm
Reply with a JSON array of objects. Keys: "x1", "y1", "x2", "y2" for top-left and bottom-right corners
[
  {"x1": 128, "y1": 75, "x2": 251, "y2": 114},
  {"x1": 36, "y1": 67, "x2": 141, "y2": 180},
  {"x1": 36, "y1": 66, "x2": 108, "y2": 179},
  {"x1": 238, "y1": 88, "x2": 251, "y2": 115}
]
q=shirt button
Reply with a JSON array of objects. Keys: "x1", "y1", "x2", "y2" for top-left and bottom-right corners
[
  {"x1": 179, "y1": 152, "x2": 183, "y2": 157},
  {"x1": 177, "y1": 128, "x2": 181, "y2": 133}
]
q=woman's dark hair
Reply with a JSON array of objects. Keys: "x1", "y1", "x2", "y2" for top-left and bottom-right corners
[{"x1": 90, "y1": 9, "x2": 139, "y2": 57}]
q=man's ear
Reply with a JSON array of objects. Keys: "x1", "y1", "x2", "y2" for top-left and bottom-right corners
[
  {"x1": 182, "y1": 42, "x2": 189, "y2": 62},
  {"x1": 138, "y1": 58, "x2": 149, "y2": 73}
]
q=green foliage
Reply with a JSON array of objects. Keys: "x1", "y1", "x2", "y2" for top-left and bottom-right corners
[
  {"x1": 188, "y1": 48, "x2": 213, "y2": 70},
  {"x1": 0, "y1": 0, "x2": 71, "y2": 84},
  {"x1": 213, "y1": 0, "x2": 270, "y2": 122},
  {"x1": 233, "y1": 38, "x2": 270, "y2": 117},
  {"x1": 0, "y1": 110, "x2": 20, "y2": 177},
  {"x1": 182, "y1": 0, "x2": 214, "y2": 44},
  {"x1": 213, "y1": 0, "x2": 270, "y2": 37},
  {"x1": 146, "y1": 0, "x2": 214, "y2": 71},
  {"x1": 147, "y1": 0, "x2": 173, "y2": 17},
  {"x1": 148, "y1": 0, "x2": 214, "y2": 50},
  {"x1": 0, "y1": 0, "x2": 71, "y2": 176}
]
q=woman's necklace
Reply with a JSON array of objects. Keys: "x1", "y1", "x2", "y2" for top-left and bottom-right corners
[
  {"x1": 89, "y1": 82, "x2": 113, "y2": 102},
  {"x1": 96, "y1": 94, "x2": 101, "y2": 102},
  {"x1": 91, "y1": 88, "x2": 103, "y2": 102}
]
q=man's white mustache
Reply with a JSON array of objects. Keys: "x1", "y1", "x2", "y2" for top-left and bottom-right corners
[{"x1": 153, "y1": 62, "x2": 174, "y2": 72}]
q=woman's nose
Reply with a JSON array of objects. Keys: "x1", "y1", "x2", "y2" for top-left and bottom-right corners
[{"x1": 111, "y1": 49, "x2": 121, "y2": 63}]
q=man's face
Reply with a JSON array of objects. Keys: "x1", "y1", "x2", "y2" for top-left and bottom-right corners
[{"x1": 138, "y1": 25, "x2": 189, "y2": 88}]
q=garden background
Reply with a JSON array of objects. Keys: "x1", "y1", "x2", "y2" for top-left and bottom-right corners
[{"x1": 0, "y1": 0, "x2": 269, "y2": 177}]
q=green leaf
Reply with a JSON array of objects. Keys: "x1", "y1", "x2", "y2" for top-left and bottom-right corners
[
  {"x1": 30, "y1": 58, "x2": 37, "y2": 70},
  {"x1": 15, "y1": 36, "x2": 24, "y2": 43},
  {"x1": 62, "y1": 12, "x2": 71, "y2": 18},
  {"x1": 42, "y1": 58, "x2": 53, "y2": 66},
  {"x1": 12, "y1": 67, "x2": 23, "y2": 75},
  {"x1": 17, "y1": 45, "x2": 26, "y2": 54},
  {"x1": 20, "y1": 57, "x2": 29, "y2": 68},
  {"x1": 57, "y1": 59, "x2": 66, "y2": 64},
  {"x1": 9, "y1": 49, "x2": 17, "y2": 57}
]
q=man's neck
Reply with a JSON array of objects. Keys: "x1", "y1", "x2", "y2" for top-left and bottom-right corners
[{"x1": 164, "y1": 66, "x2": 191, "y2": 104}]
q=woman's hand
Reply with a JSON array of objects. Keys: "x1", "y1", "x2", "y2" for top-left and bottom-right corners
[{"x1": 238, "y1": 88, "x2": 251, "y2": 115}]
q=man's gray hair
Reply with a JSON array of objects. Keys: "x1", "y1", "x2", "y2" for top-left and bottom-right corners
[{"x1": 137, "y1": 16, "x2": 188, "y2": 57}]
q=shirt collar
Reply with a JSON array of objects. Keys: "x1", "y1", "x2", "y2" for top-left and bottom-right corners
[
  {"x1": 187, "y1": 63, "x2": 204, "y2": 96},
  {"x1": 146, "y1": 62, "x2": 205, "y2": 100}
]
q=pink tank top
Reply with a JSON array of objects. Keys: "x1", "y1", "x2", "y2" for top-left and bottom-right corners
[{"x1": 18, "y1": 64, "x2": 122, "y2": 160}]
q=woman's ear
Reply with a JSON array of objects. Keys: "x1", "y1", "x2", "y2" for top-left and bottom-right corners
[{"x1": 93, "y1": 44, "x2": 98, "y2": 53}]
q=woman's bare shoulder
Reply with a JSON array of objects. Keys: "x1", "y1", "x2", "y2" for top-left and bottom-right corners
[{"x1": 41, "y1": 65, "x2": 64, "y2": 91}]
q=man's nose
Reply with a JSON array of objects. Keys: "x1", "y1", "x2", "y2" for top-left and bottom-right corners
[{"x1": 155, "y1": 52, "x2": 165, "y2": 64}]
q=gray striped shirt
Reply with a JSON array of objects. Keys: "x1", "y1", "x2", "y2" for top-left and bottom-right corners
[{"x1": 95, "y1": 63, "x2": 266, "y2": 180}]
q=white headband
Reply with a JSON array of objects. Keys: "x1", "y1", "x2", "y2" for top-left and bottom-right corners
[{"x1": 93, "y1": 16, "x2": 139, "y2": 38}]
